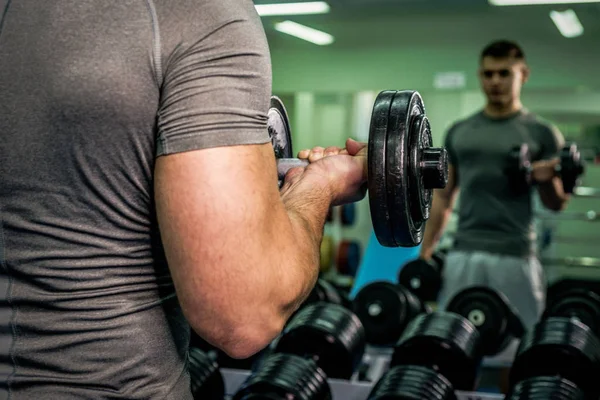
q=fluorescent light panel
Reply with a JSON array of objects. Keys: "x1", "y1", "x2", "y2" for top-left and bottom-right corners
[
  {"x1": 255, "y1": 2, "x2": 330, "y2": 16},
  {"x1": 274, "y1": 20, "x2": 334, "y2": 45},
  {"x1": 490, "y1": 0, "x2": 599, "y2": 5},
  {"x1": 550, "y1": 9, "x2": 584, "y2": 37}
]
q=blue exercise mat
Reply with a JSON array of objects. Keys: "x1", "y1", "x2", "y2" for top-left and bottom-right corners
[{"x1": 350, "y1": 231, "x2": 421, "y2": 299}]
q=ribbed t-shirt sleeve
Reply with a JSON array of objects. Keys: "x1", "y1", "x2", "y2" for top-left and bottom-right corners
[{"x1": 155, "y1": 1, "x2": 272, "y2": 156}]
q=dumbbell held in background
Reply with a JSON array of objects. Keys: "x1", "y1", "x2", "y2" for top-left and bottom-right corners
[
  {"x1": 269, "y1": 92, "x2": 448, "y2": 248},
  {"x1": 398, "y1": 250, "x2": 446, "y2": 302},
  {"x1": 509, "y1": 317, "x2": 600, "y2": 400},
  {"x1": 445, "y1": 286, "x2": 525, "y2": 356},
  {"x1": 507, "y1": 142, "x2": 585, "y2": 194},
  {"x1": 352, "y1": 281, "x2": 427, "y2": 346},
  {"x1": 390, "y1": 311, "x2": 484, "y2": 392}
]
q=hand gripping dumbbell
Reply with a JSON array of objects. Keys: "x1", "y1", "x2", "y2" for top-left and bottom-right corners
[
  {"x1": 507, "y1": 142, "x2": 585, "y2": 194},
  {"x1": 269, "y1": 91, "x2": 448, "y2": 247}
]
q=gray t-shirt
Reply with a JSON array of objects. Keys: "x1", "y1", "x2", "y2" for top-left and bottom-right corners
[
  {"x1": 0, "y1": 1, "x2": 271, "y2": 399},
  {"x1": 445, "y1": 109, "x2": 563, "y2": 258}
]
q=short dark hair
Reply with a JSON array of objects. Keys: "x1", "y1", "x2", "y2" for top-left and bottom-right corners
[{"x1": 480, "y1": 40, "x2": 525, "y2": 61}]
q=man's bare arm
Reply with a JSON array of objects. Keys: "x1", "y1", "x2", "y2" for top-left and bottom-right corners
[{"x1": 155, "y1": 143, "x2": 332, "y2": 359}]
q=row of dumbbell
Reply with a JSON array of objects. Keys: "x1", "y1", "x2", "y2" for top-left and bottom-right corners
[
  {"x1": 187, "y1": 275, "x2": 600, "y2": 397},
  {"x1": 188, "y1": 301, "x2": 599, "y2": 399}
]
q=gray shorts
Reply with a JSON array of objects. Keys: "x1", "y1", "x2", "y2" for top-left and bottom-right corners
[{"x1": 437, "y1": 250, "x2": 546, "y2": 331}]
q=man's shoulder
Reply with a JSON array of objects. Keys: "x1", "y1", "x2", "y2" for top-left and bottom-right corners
[{"x1": 447, "y1": 111, "x2": 484, "y2": 136}]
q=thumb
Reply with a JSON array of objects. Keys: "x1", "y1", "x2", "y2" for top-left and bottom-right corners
[{"x1": 346, "y1": 138, "x2": 367, "y2": 156}]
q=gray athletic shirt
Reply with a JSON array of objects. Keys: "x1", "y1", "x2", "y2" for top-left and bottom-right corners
[
  {"x1": 0, "y1": 1, "x2": 271, "y2": 398},
  {"x1": 445, "y1": 109, "x2": 563, "y2": 258}
]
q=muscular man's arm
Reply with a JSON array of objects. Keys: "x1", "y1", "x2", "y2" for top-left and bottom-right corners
[
  {"x1": 535, "y1": 125, "x2": 569, "y2": 211},
  {"x1": 419, "y1": 164, "x2": 459, "y2": 261},
  {"x1": 537, "y1": 175, "x2": 569, "y2": 211},
  {"x1": 155, "y1": 143, "x2": 330, "y2": 359},
  {"x1": 152, "y1": 0, "x2": 329, "y2": 359}
]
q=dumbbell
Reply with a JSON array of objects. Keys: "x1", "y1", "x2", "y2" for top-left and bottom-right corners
[
  {"x1": 367, "y1": 365, "x2": 457, "y2": 400},
  {"x1": 445, "y1": 286, "x2": 525, "y2": 356},
  {"x1": 397, "y1": 250, "x2": 446, "y2": 302},
  {"x1": 271, "y1": 302, "x2": 366, "y2": 380},
  {"x1": 305, "y1": 279, "x2": 344, "y2": 306},
  {"x1": 542, "y1": 285, "x2": 600, "y2": 338},
  {"x1": 269, "y1": 91, "x2": 448, "y2": 248},
  {"x1": 506, "y1": 376, "x2": 585, "y2": 400},
  {"x1": 352, "y1": 281, "x2": 427, "y2": 346},
  {"x1": 232, "y1": 352, "x2": 331, "y2": 400},
  {"x1": 336, "y1": 239, "x2": 362, "y2": 277},
  {"x1": 509, "y1": 317, "x2": 600, "y2": 399},
  {"x1": 188, "y1": 348, "x2": 225, "y2": 400},
  {"x1": 507, "y1": 142, "x2": 585, "y2": 194},
  {"x1": 390, "y1": 312, "x2": 484, "y2": 391}
]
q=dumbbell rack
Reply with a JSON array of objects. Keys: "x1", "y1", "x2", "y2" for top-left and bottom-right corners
[
  {"x1": 220, "y1": 368, "x2": 504, "y2": 400},
  {"x1": 220, "y1": 342, "x2": 518, "y2": 400}
]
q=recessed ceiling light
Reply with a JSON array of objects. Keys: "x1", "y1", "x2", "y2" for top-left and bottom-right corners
[
  {"x1": 255, "y1": 2, "x2": 330, "y2": 16},
  {"x1": 274, "y1": 20, "x2": 334, "y2": 45}
]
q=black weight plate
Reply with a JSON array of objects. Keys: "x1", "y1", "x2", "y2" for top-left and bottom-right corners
[
  {"x1": 189, "y1": 348, "x2": 225, "y2": 400},
  {"x1": 445, "y1": 286, "x2": 522, "y2": 356},
  {"x1": 506, "y1": 376, "x2": 585, "y2": 400},
  {"x1": 391, "y1": 312, "x2": 483, "y2": 391},
  {"x1": 510, "y1": 317, "x2": 600, "y2": 399},
  {"x1": 268, "y1": 96, "x2": 293, "y2": 187},
  {"x1": 233, "y1": 353, "x2": 331, "y2": 400},
  {"x1": 398, "y1": 258, "x2": 442, "y2": 303},
  {"x1": 430, "y1": 250, "x2": 447, "y2": 273},
  {"x1": 368, "y1": 90, "x2": 397, "y2": 247},
  {"x1": 353, "y1": 281, "x2": 424, "y2": 346},
  {"x1": 367, "y1": 365, "x2": 457, "y2": 400},
  {"x1": 542, "y1": 288, "x2": 600, "y2": 338},
  {"x1": 305, "y1": 279, "x2": 343, "y2": 306},
  {"x1": 408, "y1": 115, "x2": 433, "y2": 224},
  {"x1": 386, "y1": 91, "x2": 427, "y2": 247},
  {"x1": 273, "y1": 302, "x2": 366, "y2": 380}
]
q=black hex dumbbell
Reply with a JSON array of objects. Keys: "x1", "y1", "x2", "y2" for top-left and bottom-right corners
[
  {"x1": 445, "y1": 286, "x2": 525, "y2": 356},
  {"x1": 398, "y1": 250, "x2": 446, "y2": 303},
  {"x1": 352, "y1": 281, "x2": 427, "y2": 346},
  {"x1": 509, "y1": 317, "x2": 600, "y2": 400}
]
